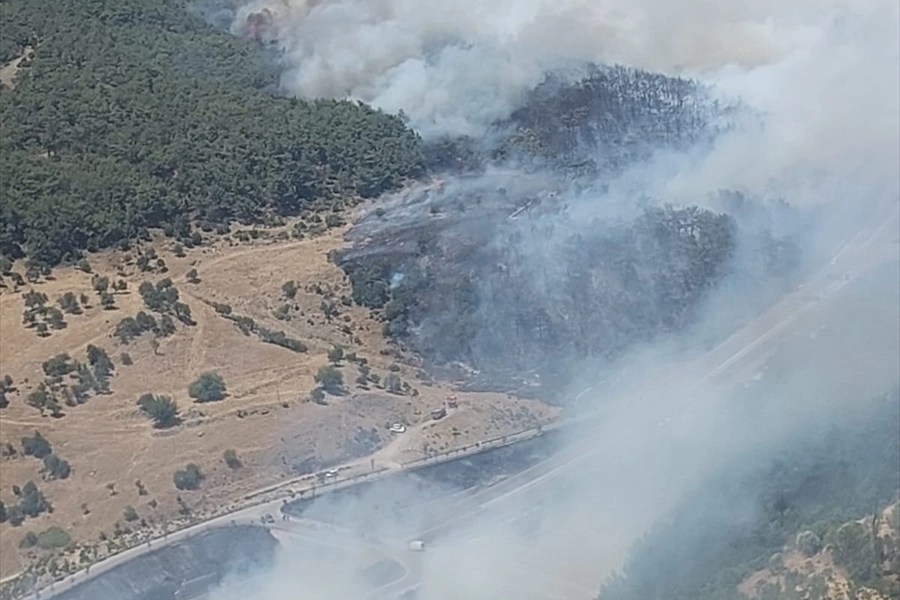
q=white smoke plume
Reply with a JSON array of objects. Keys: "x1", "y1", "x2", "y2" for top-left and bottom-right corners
[
  {"x1": 229, "y1": 0, "x2": 898, "y2": 213},
  {"x1": 202, "y1": 1, "x2": 900, "y2": 599}
]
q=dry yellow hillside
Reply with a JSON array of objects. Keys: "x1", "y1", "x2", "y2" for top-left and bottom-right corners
[{"x1": 0, "y1": 222, "x2": 558, "y2": 579}]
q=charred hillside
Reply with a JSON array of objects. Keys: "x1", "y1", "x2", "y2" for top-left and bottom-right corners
[{"x1": 337, "y1": 68, "x2": 798, "y2": 397}]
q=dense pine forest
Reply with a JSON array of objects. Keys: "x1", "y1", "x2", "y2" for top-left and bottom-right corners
[{"x1": 0, "y1": 0, "x2": 424, "y2": 266}]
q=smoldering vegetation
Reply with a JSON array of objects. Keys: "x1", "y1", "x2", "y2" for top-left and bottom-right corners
[
  {"x1": 50, "y1": 527, "x2": 277, "y2": 600},
  {"x1": 336, "y1": 67, "x2": 806, "y2": 398}
]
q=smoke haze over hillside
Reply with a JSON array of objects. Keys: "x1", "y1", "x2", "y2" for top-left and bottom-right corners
[
  {"x1": 205, "y1": 0, "x2": 900, "y2": 598},
  {"x1": 227, "y1": 0, "x2": 899, "y2": 212}
]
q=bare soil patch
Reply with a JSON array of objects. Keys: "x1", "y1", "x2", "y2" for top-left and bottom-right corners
[{"x1": 0, "y1": 46, "x2": 34, "y2": 89}]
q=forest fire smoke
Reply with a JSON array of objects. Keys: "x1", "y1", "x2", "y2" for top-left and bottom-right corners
[{"x1": 208, "y1": 0, "x2": 900, "y2": 598}]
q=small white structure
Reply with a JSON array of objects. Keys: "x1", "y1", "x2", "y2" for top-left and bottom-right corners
[
  {"x1": 407, "y1": 540, "x2": 425, "y2": 552},
  {"x1": 390, "y1": 423, "x2": 407, "y2": 434}
]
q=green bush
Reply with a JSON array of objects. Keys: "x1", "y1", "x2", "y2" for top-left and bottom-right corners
[
  {"x1": 21, "y1": 431, "x2": 52, "y2": 459},
  {"x1": 58, "y1": 292, "x2": 82, "y2": 315},
  {"x1": 36, "y1": 526, "x2": 72, "y2": 550},
  {"x1": 384, "y1": 373, "x2": 402, "y2": 393},
  {"x1": 327, "y1": 345, "x2": 344, "y2": 364},
  {"x1": 137, "y1": 394, "x2": 180, "y2": 428},
  {"x1": 223, "y1": 449, "x2": 242, "y2": 470},
  {"x1": 188, "y1": 372, "x2": 226, "y2": 403},
  {"x1": 41, "y1": 354, "x2": 75, "y2": 378},
  {"x1": 42, "y1": 454, "x2": 71, "y2": 480},
  {"x1": 173, "y1": 463, "x2": 203, "y2": 490},
  {"x1": 314, "y1": 365, "x2": 343, "y2": 394},
  {"x1": 16, "y1": 481, "x2": 51, "y2": 520},
  {"x1": 281, "y1": 280, "x2": 298, "y2": 299}
]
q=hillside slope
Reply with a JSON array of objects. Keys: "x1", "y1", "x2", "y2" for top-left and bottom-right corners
[
  {"x1": 597, "y1": 389, "x2": 900, "y2": 600},
  {"x1": 0, "y1": 0, "x2": 423, "y2": 266},
  {"x1": 0, "y1": 227, "x2": 556, "y2": 581}
]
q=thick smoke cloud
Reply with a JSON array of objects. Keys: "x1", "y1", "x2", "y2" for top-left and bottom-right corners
[
  {"x1": 203, "y1": 0, "x2": 900, "y2": 598},
  {"x1": 230, "y1": 0, "x2": 899, "y2": 214}
]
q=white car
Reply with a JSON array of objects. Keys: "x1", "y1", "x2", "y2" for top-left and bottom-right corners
[{"x1": 389, "y1": 423, "x2": 407, "y2": 434}]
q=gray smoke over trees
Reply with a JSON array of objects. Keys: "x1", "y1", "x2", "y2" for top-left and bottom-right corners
[{"x1": 201, "y1": 0, "x2": 899, "y2": 598}]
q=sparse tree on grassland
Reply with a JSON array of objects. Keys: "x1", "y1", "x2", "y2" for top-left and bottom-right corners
[
  {"x1": 188, "y1": 372, "x2": 226, "y2": 403},
  {"x1": 46, "y1": 307, "x2": 66, "y2": 329},
  {"x1": 58, "y1": 292, "x2": 82, "y2": 314},
  {"x1": 384, "y1": 373, "x2": 402, "y2": 393},
  {"x1": 100, "y1": 291, "x2": 116, "y2": 310},
  {"x1": 91, "y1": 275, "x2": 109, "y2": 294},
  {"x1": 22, "y1": 431, "x2": 52, "y2": 459},
  {"x1": 311, "y1": 387, "x2": 326, "y2": 404},
  {"x1": 75, "y1": 258, "x2": 92, "y2": 273},
  {"x1": 42, "y1": 454, "x2": 71, "y2": 480},
  {"x1": 327, "y1": 344, "x2": 344, "y2": 364},
  {"x1": 23, "y1": 289, "x2": 48, "y2": 308},
  {"x1": 173, "y1": 464, "x2": 203, "y2": 490},
  {"x1": 18, "y1": 481, "x2": 50, "y2": 517},
  {"x1": 87, "y1": 345, "x2": 114, "y2": 377},
  {"x1": 282, "y1": 280, "x2": 298, "y2": 299},
  {"x1": 223, "y1": 449, "x2": 242, "y2": 469},
  {"x1": 314, "y1": 365, "x2": 343, "y2": 394},
  {"x1": 137, "y1": 394, "x2": 180, "y2": 428}
]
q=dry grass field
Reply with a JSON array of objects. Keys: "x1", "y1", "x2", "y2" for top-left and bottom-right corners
[{"x1": 0, "y1": 221, "x2": 558, "y2": 579}]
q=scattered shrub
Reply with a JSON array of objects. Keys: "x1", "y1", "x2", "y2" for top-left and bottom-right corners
[
  {"x1": 223, "y1": 449, "x2": 242, "y2": 470},
  {"x1": 36, "y1": 526, "x2": 72, "y2": 550},
  {"x1": 328, "y1": 345, "x2": 345, "y2": 364},
  {"x1": 188, "y1": 372, "x2": 226, "y2": 403},
  {"x1": 123, "y1": 505, "x2": 139, "y2": 522},
  {"x1": 21, "y1": 432, "x2": 52, "y2": 459},
  {"x1": 137, "y1": 394, "x2": 180, "y2": 428},
  {"x1": 42, "y1": 454, "x2": 71, "y2": 480},
  {"x1": 281, "y1": 280, "x2": 298, "y2": 299},
  {"x1": 173, "y1": 464, "x2": 203, "y2": 490},
  {"x1": 58, "y1": 292, "x2": 82, "y2": 315},
  {"x1": 314, "y1": 365, "x2": 343, "y2": 394},
  {"x1": 384, "y1": 373, "x2": 402, "y2": 393}
]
